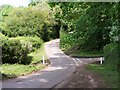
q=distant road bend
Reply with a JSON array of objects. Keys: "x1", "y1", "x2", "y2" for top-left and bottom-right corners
[{"x1": 2, "y1": 39, "x2": 77, "y2": 88}]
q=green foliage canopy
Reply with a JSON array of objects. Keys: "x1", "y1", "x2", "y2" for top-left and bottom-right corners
[{"x1": 2, "y1": 3, "x2": 55, "y2": 41}]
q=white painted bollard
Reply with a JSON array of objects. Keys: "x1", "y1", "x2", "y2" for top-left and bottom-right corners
[
  {"x1": 42, "y1": 55, "x2": 45, "y2": 64},
  {"x1": 100, "y1": 57, "x2": 104, "y2": 64}
]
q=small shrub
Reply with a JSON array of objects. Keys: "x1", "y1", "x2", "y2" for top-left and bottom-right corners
[
  {"x1": 103, "y1": 43, "x2": 119, "y2": 70},
  {"x1": 2, "y1": 39, "x2": 30, "y2": 64},
  {"x1": 14, "y1": 36, "x2": 43, "y2": 52},
  {"x1": 2, "y1": 36, "x2": 43, "y2": 64}
]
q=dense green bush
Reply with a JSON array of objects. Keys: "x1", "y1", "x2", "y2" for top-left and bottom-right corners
[
  {"x1": 2, "y1": 37, "x2": 43, "y2": 64},
  {"x1": 2, "y1": 39, "x2": 30, "y2": 64},
  {"x1": 13, "y1": 36, "x2": 43, "y2": 52},
  {"x1": 103, "y1": 43, "x2": 119, "y2": 70},
  {"x1": 60, "y1": 30, "x2": 75, "y2": 51},
  {"x1": 0, "y1": 32, "x2": 8, "y2": 46},
  {"x1": 2, "y1": 36, "x2": 43, "y2": 64}
]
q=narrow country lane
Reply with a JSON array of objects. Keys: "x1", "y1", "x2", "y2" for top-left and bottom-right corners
[{"x1": 2, "y1": 39, "x2": 77, "y2": 89}]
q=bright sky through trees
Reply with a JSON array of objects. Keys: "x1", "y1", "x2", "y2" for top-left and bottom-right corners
[{"x1": 0, "y1": 0, "x2": 30, "y2": 7}]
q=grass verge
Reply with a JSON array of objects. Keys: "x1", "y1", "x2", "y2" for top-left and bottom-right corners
[
  {"x1": 1, "y1": 43, "x2": 48, "y2": 80},
  {"x1": 86, "y1": 64, "x2": 118, "y2": 88},
  {"x1": 1, "y1": 64, "x2": 45, "y2": 80},
  {"x1": 28, "y1": 43, "x2": 48, "y2": 64}
]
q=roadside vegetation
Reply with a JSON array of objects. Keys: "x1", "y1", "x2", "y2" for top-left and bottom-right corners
[
  {"x1": 1, "y1": 42, "x2": 47, "y2": 80},
  {"x1": 0, "y1": 1, "x2": 59, "y2": 80},
  {"x1": 87, "y1": 64, "x2": 118, "y2": 88},
  {"x1": 0, "y1": 0, "x2": 119, "y2": 87},
  {"x1": 29, "y1": 43, "x2": 48, "y2": 64},
  {"x1": 48, "y1": 2, "x2": 119, "y2": 88},
  {"x1": 1, "y1": 63, "x2": 45, "y2": 80}
]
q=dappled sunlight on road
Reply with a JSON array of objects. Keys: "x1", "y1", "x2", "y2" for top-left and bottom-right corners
[
  {"x1": 39, "y1": 79, "x2": 48, "y2": 83},
  {"x1": 43, "y1": 66, "x2": 66, "y2": 72}
]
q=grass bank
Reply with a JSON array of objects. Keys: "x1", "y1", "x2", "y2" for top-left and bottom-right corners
[
  {"x1": 64, "y1": 48, "x2": 103, "y2": 57},
  {"x1": 60, "y1": 31, "x2": 103, "y2": 57},
  {"x1": 28, "y1": 43, "x2": 48, "y2": 64},
  {"x1": 60, "y1": 43, "x2": 103, "y2": 57},
  {"x1": 86, "y1": 64, "x2": 118, "y2": 88},
  {"x1": 1, "y1": 43, "x2": 48, "y2": 80}
]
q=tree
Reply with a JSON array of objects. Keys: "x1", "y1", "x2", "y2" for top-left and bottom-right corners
[
  {"x1": 0, "y1": 5, "x2": 13, "y2": 22},
  {"x1": 2, "y1": 3, "x2": 55, "y2": 41}
]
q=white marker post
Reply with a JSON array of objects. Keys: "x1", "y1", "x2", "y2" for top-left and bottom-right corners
[
  {"x1": 100, "y1": 57, "x2": 104, "y2": 64},
  {"x1": 43, "y1": 55, "x2": 45, "y2": 64}
]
